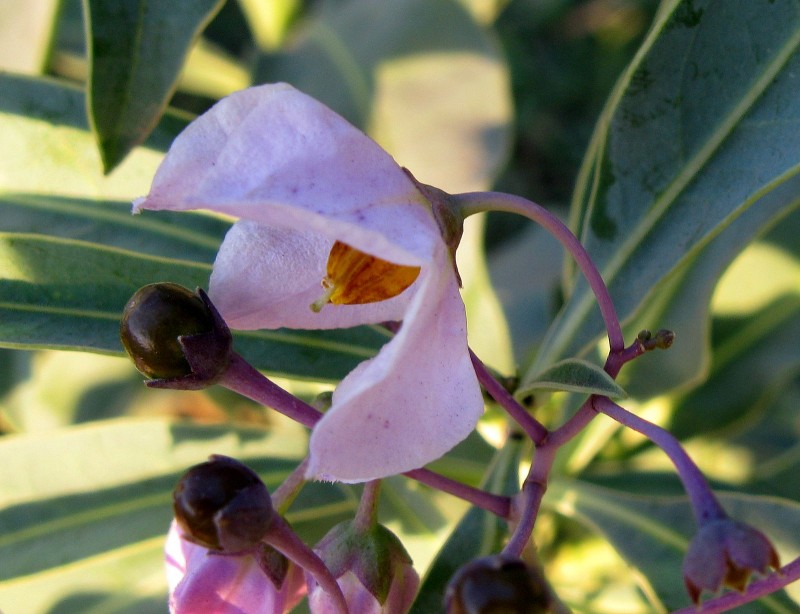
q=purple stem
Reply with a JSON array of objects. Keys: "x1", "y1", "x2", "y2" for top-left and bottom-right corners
[
  {"x1": 504, "y1": 445, "x2": 556, "y2": 557},
  {"x1": 266, "y1": 515, "x2": 349, "y2": 614},
  {"x1": 454, "y1": 191, "x2": 624, "y2": 353},
  {"x1": 404, "y1": 468, "x2": 511, "y2": 518},
  {"x1": 470, "y1": 349, "x2": 548, "y2": 444},
  {"x1": 593, "y1": 396, "x2": 726, "y2": 525},
  {"x1": 671, "y1": 555, "x2": 800, "y2": 613},
  {"x1": 219, "y1": 353, "x2": 322, "y2": 429}
]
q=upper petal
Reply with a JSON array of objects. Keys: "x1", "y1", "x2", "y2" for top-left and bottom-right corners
[
  {"x1": 305, "y1": 246, "x2": 483, "y2": 482},
  {"x1": 135, "y1": 83, "x2": 438, "y2": 267}
]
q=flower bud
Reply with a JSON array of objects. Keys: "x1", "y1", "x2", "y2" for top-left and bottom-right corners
[
  {"x1": 120, "y1": 283, "x2": 231, "y2": 387},
  {"x1": 173, "y1": 455, "x2": 274, "y2": 553},
  {"x1": 683, "y1": 517, "x2": 780, "y2": 603},
  {"x1": 307, "y1": 520, "x2": 419, "y2": 613},
  {"x1": 445, "y1": 555, "x2": 552, "y2": 614}
]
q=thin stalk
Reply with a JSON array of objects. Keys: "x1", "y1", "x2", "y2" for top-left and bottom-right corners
[
  {"x1": 266, "y1": 515, "x2": 349, "y2": 614},
  {"x1": 219, "y1": 353, "x2": 323, "y2": 428},
  {"x1": 404, "y1": 468, "x2": 511, "y2": 518},
  {"x1": 470, "y1": 349, "x2": 548, "y2": 444},
  {"x1": 504, "y1": 445, "x2": 556, "y2": 557},
  {"x1": 272, "y1": 459, "x2": 309, "y2": 515},
  {"x1": 455, "y1": 191, "x2": 624, "y2": 353},
  {"x1": 593, "y1": 396, "x2": 726, "y2": 524},
  {"x1": 354, "y1": 480, "x2": 381, "y2": 533}
]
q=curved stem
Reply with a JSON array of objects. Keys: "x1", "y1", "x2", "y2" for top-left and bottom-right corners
[
  {"x1": 454, "y1": 191, "x2": 624, "y2": 353},
  {"x1": 266, "y1": 515, "x2": 349, "y2": 614},
  {"x1": 593, "y1": 396, "x2": 726, "y2": 525},
  {"x1": 219, "y1": 353, "x2": 322, "y2": 428},
  {"x1": 470, "y1": 349, "x2": 548, "y2": 444},
  {"x1": 404, "y1": 468, "x2": 511, "y2": 518}
]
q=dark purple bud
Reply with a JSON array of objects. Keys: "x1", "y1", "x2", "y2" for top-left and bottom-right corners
[
  {"x1": 683, "y1": 517, "x2": 780, "y2": 603},
  {"x1": 120, "y1": 283, "x2": 231, "y2": 388},
  {"x1": 445, "y1": 555, "x2": 551, "y2": 614},
  {"x1": 173, "y1": 455, "x2": 274, "y2": 553}
]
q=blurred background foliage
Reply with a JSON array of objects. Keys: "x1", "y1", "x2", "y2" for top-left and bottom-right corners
[{"x1": 1, "y1": 0, "x2": 799, "y2": 613}]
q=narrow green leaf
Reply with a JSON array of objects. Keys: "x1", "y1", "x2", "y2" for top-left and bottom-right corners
[
  {"x1": 529, "y1": 0, "x2": 800, "y2": 382},
  {"x1": 527, "y1": 357, "x2": 627, "y2": 398},
  {"x1": 546, "y1": 479, "x2": 800, "y2": 612},
  {"x1": 84, "y1": 0, "x2": 225, "y2": 172}
]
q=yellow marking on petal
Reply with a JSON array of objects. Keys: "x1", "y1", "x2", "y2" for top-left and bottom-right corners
[{"x1": 310, "y1": 241, "x2": 420, "y2": 311}]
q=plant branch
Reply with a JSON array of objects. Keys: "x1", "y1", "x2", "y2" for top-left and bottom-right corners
[
  {"x1": 593, "y1": 396, "x2": 726, "y2": 524},
  {"x1": 454, "y1": 191, "x2": 624, "y2": 353}
]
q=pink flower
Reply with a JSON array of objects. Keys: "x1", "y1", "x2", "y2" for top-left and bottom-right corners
[
  {"x1": 134, "y1": 83, "x2": 483, "y2": 482},
  {"x1": 166, "y1": 521, "x2": 306, "y2": 614}
]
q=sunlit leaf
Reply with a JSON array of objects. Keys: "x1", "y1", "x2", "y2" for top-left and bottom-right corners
[
  {"x1": 526, "y1": 0, "x2": 800, "y2": 391},
  {"x1": 84, "y1": 0, "x2": 224, "y2": 172}
]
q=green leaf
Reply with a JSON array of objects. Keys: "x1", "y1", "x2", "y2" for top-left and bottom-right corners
[
  {"x1": 84, "y1": 0, "x2": 225, "y2": 172},
  {"x1": 0, "y1": 232, "x2": 210, "y2": 353},
  {"x1": 669, "y1": 295, "x2": 800, "y2": 438},
  {"x1": 410, "y1": 436, "x2": 524, "y2": 613},
  {"x1": 546, "y1": 479, "x2": 800, "y2": 612},
  {"x1": 526, "y1": 357, "x2": 627, "y2": 398},
  {"x1": 0, "y1": 73, "x2": 182, "y2": 200},
  {"x1": 618, "y1": 183, "x2": 800, "y2": 399},
  {"x1": 0, "y1": 418, "x2": 306, "y2": 611},
  {"x1": 527, "y1": 0, "x2": 800, "y2": 384}
]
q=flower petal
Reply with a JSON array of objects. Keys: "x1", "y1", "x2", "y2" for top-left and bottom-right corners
[
  {"x1": 135, "y1": 83, "x2": 438, "y2": 266},
  {"x1": 209, "y1": 220, "x2": 412, "y2": 330},
  {"x1": 306, "y1": 246, "x2": 483, "y2": 482},
  {"x1": 165, "y1": 521, "x2": 304, "y2": 614}
]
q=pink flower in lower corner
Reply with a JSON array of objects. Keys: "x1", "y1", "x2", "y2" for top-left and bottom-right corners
[
  {"x1": 166, "y1": 521, "x2": 305, "y2": 614},
  {"x1": 134, "y1": 83, "x2": 483, "y2": 483}
]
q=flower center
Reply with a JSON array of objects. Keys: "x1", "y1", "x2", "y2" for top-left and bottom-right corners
[{"x1": 310, "y1": 241, "x2": 421, "y2": 312}]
